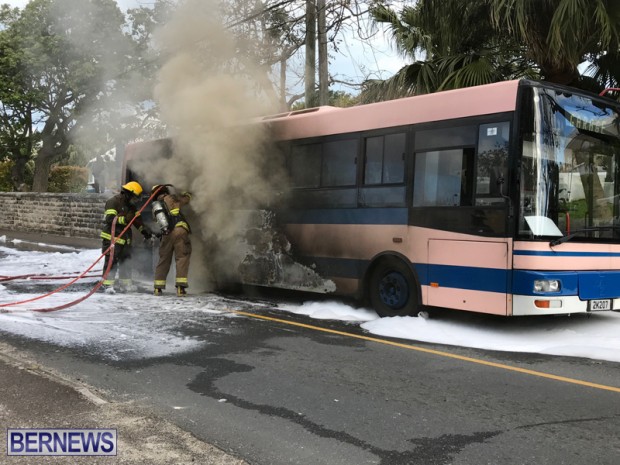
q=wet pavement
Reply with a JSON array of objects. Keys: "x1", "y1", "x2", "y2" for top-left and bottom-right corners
[
  {"x1": 0, "y1": 342, "x2": 247, "y2": 465},
  {"x1": 0, "y1": 230, "x2": 248, "y2": 464},
  {"x1": 3, "y1": 229, "x2": 620, "y2": 465}
]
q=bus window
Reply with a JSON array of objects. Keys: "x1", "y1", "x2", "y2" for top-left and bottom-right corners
[
  {"x1": 475, "y1": 122, "x2": 510, "y2": 206},
  {"x1": 413, "y1": 148, "x2": 475, "y2": 207},
  {"x1": 364, "y1": 136, "x2": 383, "y2": 184},
  {"x1": 415, "y1": 125, "x2": 477, "y2": 151},
  {"x1": 291, "y1": 143, "x2": 321, "y2": 188},
  {"x1": 321, "y1": 139, "x2": 358, "y2": 186},
  {"x1": 363, "y1": 133, "x2": 406, "y2": 185}
]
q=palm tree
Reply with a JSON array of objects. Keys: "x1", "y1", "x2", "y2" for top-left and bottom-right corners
[
  {"x1": 490, "y1": 0, "x2": 620, "y2": 86},
  {"x1": 362, "y1": 0, "x2": 620, "y2": 102}
]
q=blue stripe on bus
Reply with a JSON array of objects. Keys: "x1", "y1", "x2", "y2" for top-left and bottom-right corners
[
  {"x1": 304, "y1": 256, "x2": 620, "y2": 299},
  {"x1": 577, "y1": 271, "x2": 620, "y2": 299},
  {"x1": 514, "y1": 250, "x2": 620, "y2": 257},
  {"x1": 304, "y1": 256, "x2": 510, "y2": 293},
  {"x1": 416, "y1": 264, "x2": 510, "y2": 293},
  {"x1": 280, "y1": 208, "x2": 409, "y2": 225},
  {"x1": 513, "y1": 270, "x2": 620, "y2": 299},
  {"x1": 512, "y1": 270, "x2": 578, "y2": 296}
]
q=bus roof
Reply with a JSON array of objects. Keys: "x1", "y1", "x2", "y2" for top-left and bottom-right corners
[{"x1": 268, "y1": 79, "x2": 522, "y2": 141}]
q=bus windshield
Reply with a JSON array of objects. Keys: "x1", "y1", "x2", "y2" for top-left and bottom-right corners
[{"x1": 519, "y1": 86, "x2": 620, "y2": 241}]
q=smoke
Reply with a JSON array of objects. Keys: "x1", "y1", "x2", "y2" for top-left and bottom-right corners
[
  {"x1": 9, "y1": 0, "x2": 289, "y2": 290},
  {"x1": 147, "y1": 0, "x2": 288, "y2": 290},
  {"x1": 51, "y1": 0, "x2": 157, "y2": 161}
]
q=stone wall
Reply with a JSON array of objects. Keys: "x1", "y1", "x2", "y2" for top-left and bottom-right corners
[{"x1": 0, "y1": 192, "x2": 108, "y2": 239}]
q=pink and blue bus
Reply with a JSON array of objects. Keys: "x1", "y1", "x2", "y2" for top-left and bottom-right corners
[{"x1": 125, "y1": 79, "x2": 620, "y2": 317}]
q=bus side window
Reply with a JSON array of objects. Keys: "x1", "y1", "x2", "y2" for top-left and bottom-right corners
[
  {"x1": 322, "y1": 139, "x2": 358, "y2": 186},
  {"x1": 475, "y1": 122, "x2": 510, "y2": 205},
  {"x1": 413, "y1": 148, "x2": 474, "y2": 207},
  {"x1": 363, "y1": 133, "x2": 406, "y2": 185},
  {"x1": 291, "y1": 143, "x2": 321, "y2": 188}
]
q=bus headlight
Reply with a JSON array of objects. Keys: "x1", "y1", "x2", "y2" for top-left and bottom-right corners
[{"x1": 533, "y1": 279, "x2": 561, "y2": 293}]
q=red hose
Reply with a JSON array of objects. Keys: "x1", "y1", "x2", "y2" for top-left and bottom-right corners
[
  {"x1": 0, "y1": 272, "x2": 102, "y2": 283},
  {"x1": 24, "y1": 231, "x2": 117, "y2": 313}
]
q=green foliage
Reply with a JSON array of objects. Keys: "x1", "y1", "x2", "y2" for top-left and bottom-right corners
[
  {"x1": 329, "y1": 91, "x2": 360, "y2": 108},
  {"x1": 0, "y1": 160, "x2": 13, "y2": 191},
  {"x1": 0, "y1": 159, "x2": 34, "y2": 191},
  {"x1": 47, "y1": 165, "x2": 89, "y2": 193},
  {"x1": 55, "y1": 144, "x2": 88, "y2": 167},
  {"x1": 0, "y1": 0, "x2": 144, "y2": 191},
  {"x1": 364, "y1": 0, "x2": 620, "y2": 101},
  {"x1": 291, "y1": 90, "x2": 360, "y2": 110}
]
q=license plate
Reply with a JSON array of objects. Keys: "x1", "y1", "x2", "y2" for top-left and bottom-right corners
[{"x1": 588, "y1": 299, "x2": 612, "y2": 311}]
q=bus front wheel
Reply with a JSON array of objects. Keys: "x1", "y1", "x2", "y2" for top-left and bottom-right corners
[{"x1": 369, "y1": 258, "x2": 419, "y2": 317}]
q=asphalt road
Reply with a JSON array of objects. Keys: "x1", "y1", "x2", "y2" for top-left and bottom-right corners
[
  {"x1": 1, "y1": 232, "x2": 619, "y2": 464},
  {"x1": 1, "y1": 299, "x2": 619, "y2": 465},
  {"x1": 0, "y1": 343, "x2": 246, "y2": 465}
]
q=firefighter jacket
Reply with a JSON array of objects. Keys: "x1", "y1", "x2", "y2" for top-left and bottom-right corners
[
  {"x1": 100, "y1": 192, "x2": 146, "y2": 245},
  {"x1": 162, "y1": 194, "x2": 191, "y2": 233}
]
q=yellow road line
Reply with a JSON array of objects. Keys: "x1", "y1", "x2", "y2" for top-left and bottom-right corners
[{"x1": 232, "y1": 310, "x2": 620, "y2": 394}]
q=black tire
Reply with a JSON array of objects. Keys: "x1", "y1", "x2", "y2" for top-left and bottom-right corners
[{"x1": 369, "y1": 258, "x2": 419, "y2": 317}]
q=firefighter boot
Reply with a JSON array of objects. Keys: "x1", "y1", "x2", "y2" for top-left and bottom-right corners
[
  {"x1": 154, "y1": 288, "x2": 163, "y2": 296},
  {"x1": 176, "y1": 286, "x2": 187, "y2": 297}
]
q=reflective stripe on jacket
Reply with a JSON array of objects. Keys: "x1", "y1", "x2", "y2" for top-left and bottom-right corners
[
  {"x1": 100, "y1": 192, "x2": 145, "y2": 243},
  {"x1": 162, "y1": 194, "x2": 191, "y2": 233}
]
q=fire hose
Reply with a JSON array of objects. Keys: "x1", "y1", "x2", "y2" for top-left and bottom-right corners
[
  {"x1": 0, "y1": 272, "x2": 102, "y2": 283},
  {"x1": 0, "y1": 186, "x2": 165, "y2": 313}
]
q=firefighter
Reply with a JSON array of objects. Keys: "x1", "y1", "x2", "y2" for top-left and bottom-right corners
[
  {"x1": 100, "y1": 181, "x2": 152, "y2": 292},
  {"x1": 153, "y1": 189, "x2": 192, "y2": 296}
]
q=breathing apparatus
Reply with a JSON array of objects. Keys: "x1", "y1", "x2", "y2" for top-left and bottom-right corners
[
  {"x1": 152, "y1": 199, "x2": 171, "y2": 235},
  {"x1": 151, "y1": 184, "x2": 174, "y2": 236}
]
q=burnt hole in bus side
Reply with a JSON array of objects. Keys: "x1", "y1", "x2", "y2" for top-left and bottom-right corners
[{"x1": 237, "y1": 210, "x2": 336, "y2": 294}]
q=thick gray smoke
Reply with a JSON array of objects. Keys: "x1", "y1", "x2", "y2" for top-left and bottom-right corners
[{"x1": 149, "y1": 0, "x2": 287, "y2": 290}]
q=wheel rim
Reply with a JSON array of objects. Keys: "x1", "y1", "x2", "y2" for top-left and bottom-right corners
[{"x1": 378, "y1": 271, "x2": 409, "y2": 310}]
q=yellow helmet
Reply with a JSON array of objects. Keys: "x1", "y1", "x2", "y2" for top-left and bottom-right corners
[{"x1": 122, "y1": 181, "x2": 143, "y2": 196}]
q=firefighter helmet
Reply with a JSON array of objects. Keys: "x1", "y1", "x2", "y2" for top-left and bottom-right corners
[
  {"x1": 122, "y1": 181, "x2": 143, "y2": 197},
  {"x1": 152, "y1": 184, "x2": 169, "y2": 196}
]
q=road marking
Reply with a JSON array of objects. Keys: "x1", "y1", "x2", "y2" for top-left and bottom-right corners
[{"x1": 231, "y1": 310, "x2": 620, "y2": 394}]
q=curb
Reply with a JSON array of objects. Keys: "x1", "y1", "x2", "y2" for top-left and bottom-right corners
[{"x1": 0, "y1": 229, "x2": 99, "y2": 249}]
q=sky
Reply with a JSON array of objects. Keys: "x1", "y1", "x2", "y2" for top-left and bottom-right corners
[
  {"x1": 2, "y1": 235, "x2": 620, "y2": 365},
  {"x1": 1, "y1": 0, "x2": 406, "y2": 95}
]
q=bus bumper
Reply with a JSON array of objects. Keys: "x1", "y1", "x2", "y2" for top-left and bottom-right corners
[{"x1": 512, "y1": 295, "x2": 620, "y2": 316}]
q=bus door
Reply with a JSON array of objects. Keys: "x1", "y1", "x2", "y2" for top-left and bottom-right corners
[{"x1": 427, "y1": 239, "x2": 510, "y2": 315}]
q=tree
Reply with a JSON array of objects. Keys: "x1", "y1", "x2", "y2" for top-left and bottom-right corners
[
  {"x1": 489, "y1": 0, "x2": 620, "y2": 87},
  {"x1": 305, "y1": 0, "x2": 317, "y2": 107},
  {"x1": 0, "y1": 0, "x2": 136, "y2": 192},
  {"x1": 362, "y1": 0, "x2": 533, "y2": 102},
  {"x1": 117, "y1": 0, "x2": 177, "y2": 141},
  {"x1": 219, "y1": 0, "x2": 376, "y2": 109},
  {"x1": 144, "y1": 0, "x2": 372, "y2": 110},
  {"x1": 363, "y1": 0, "x2": 620, "y2": 102},
  {"x1": 291, "y1": 89, "x2": 359, "y2": 109},
  {"x1": 223, "y1": 0, "x2": 306, "y2": 109},
  {"x1": 0, "y1": 5, "x2": 40, "y2": 190}
]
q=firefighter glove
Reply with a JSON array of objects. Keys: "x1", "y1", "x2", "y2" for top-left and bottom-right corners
[{"x1": 141, "y1": 227, "x2": 153, "y2": 240}]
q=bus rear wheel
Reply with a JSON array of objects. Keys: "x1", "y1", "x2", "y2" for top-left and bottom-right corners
[{"x1": 369, "y1": 258, "x2": 419, "y2": 317}]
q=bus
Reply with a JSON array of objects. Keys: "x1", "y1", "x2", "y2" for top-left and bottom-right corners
[{"x1": 124, "y1": 79, "x2": 620, "y2": 317}]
